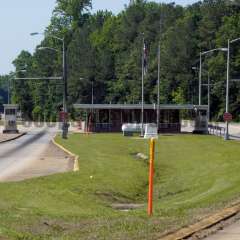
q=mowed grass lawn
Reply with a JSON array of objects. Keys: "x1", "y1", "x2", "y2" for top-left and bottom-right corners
[{"x1": 0, "y1": 134, "x2": 240, "y2": 239}]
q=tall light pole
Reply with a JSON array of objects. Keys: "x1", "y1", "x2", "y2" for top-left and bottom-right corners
[
  {"x1": 157, "y1": 16, "x2": 163, "y2": 132},
  {"x1": 91, "y1": 81, "x2": 94, "y2": 105},
  {"x1": 141, "y1": 34, "x2": 145, "y2": 137},
  {"x1": 157, "y1": 42, "x2": 160, "y2": 132},
  {"x1": 199, "y1": 48, "x2": 228, "y2": 106},
  {"x1": 193, "y1": 67, "x2": 211, "y2": 118},
  {"x1": 31, "y1": 32, "x2": 69, "y2": 139},
  {"x1": 192, "y1": 66, "x2": 199, "y2": 105},
  {"x1": 225, "y1": 39, "x2": 230, "y2": 140},
  {"x1": 207, "y1": 72, "x2": 210, "y2": 122},
  {"x1": 199, "y1": 53, "x2": 202, "y2": 105},
  {"x1": 202, "y1": 72, "x2": 212, "y2": 122},
  {"x1": 225, "y1": 37, "x2": 240, "y2": 140},
  {"x1": 31, "y1": 33, "x2": 67, "y2": 111}
]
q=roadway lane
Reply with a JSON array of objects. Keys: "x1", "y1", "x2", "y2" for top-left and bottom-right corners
[
  {"x1": 204, "y1": 221, "x2": 240, "y2": 240},
  {"x1": 0, "y1": 126, "x2": 71, "y2": 181}
]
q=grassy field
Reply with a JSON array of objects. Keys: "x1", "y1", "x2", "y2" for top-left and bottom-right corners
[{"x1": 0, "y1": 134, "x2": 240, "y2": 239}]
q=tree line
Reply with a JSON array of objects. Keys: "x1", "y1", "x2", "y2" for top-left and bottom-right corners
[{"x1": 1, "y1": 0, "x2": 240, "y2": 121}]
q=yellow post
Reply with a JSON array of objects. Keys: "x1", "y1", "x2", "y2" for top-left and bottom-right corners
[{"x1": 148, "y1": 138, "x2": 155, "y2": 216}]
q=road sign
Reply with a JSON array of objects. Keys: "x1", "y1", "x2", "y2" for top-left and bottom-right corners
[{"x1": 223, "y1": 112, "x2": 232, "y2": 122}]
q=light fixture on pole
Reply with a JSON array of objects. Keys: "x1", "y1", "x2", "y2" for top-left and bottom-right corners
[
  {"x1": 192, "y1": 67, "x2": 209, "y2": 108},
  {"x1": 202, "y1": 72, "x2": 214, "y2": 122},
  {"x1": 141, "y1": 33, "x2": 145, "y2": 137},
  {"x1": 31, "y1": 32, "x2": 69, "y2": 139},
  {"x1": 157, "y1": 16, "x2": 163, "y2": 133},
  {"x1": 31, "y1": 32, "x2": 66, "y2": 111},
  {"x1": 157, "y1": 42, "x2": 160, "y2": 132},
  {"x1": 37, "y1": 46, "x2": 60, "y2": 53},
  {"x1": 199, "y1": 48, "x2": 228, "y2": 106},
  {"x1": 224, "y1": 37, "x2": 240, "y2": 140}
]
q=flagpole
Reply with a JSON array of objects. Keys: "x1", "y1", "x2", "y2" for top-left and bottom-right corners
[
  {"x1": 157, "y1": 16, "x2": 162, "y2": 133},
  {"x1": 157, "y1": 41, "x2": 160, "y2": 132},
  {"x1": 141, "y1": 34, "x2": 145, "y2": 137}
]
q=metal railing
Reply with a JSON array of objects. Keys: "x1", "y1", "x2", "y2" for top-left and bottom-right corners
[{"x1": 208, "y1": 124, "x2": 226, "y2": 137}]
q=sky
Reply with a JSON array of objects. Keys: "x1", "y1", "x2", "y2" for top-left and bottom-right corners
[{"x1": 0, "y1": 0, "x2": 197, "y2": 75}]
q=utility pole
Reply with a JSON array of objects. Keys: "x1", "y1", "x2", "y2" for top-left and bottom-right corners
[
  {"x1": 62, "y1": 38, "x2": 69, "y2": 139},
  {"x1": 207, "y1": 72, "x2": 210, "y2": 122},
  {"x1": 224, "y1": 37, "x2": 240, "y2": 140},
  {"x1": 141, "y1": 34, "x2": 145, "y2": 137},
  {"x1": 225, "y1": 39, "x2": 230, "y2": 140},
  {"x1": 199, "y1": 53, "x2": 202, "y2": 106},
  {"x1": 63, "y1": 39, "x2": 67, "y2": 113},
  {"x1": 157, "y1": 42, "x2": 160, "y2": 132},
  {"x1": 157, "y1": 17, "x2": 162, "y2": 132},
  {"x1": 202, "y1": 72, "x2": 211, "y2": 122},
  {"x1": 91, "y1": 81, "x2": 94, "y2": 105},
  {"x1": 30, "y1": 32, "x2": 69, "y2": 139}
]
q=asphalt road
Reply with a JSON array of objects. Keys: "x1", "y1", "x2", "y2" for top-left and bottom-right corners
[
  {"x1": 0, "y1": 125, "x2": 71, "y2": 181},
  {"x1": 204, "y1": 221, "x2": 240, "y2": 240}
]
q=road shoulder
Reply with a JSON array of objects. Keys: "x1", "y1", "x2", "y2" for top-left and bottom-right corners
[{"x1": 52, "y1": 135, "x2": 79, "y2": 172}]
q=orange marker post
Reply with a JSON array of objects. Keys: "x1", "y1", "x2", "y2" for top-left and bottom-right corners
[{"x1": 148, "y1": 138, "x2": 155, "y2": 216}]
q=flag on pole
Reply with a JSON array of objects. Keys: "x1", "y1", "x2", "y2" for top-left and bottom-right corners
[{"x1": 143, "y1": 41, "x2": 148, "y2": 75}]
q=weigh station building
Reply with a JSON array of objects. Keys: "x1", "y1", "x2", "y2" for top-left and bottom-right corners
[{"x1": 74, "y1": 104, "x2": 208, "y2": 133}]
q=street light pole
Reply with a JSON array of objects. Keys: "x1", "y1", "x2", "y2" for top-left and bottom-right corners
[
  {"x1": 202, "y1": 73, "x2": 211, "y2": 122},
  {"x1": 91, "y1": 81, "x2": 94, "y2": 105},
  {"x1": 62, "y1": 39, "x2": 67, "y2": 113},
  {"x1": 225, "y1": 39, "x2": 231, "y2": 140},
  {"x1": 198, "y1": 48, "x2": 228, "y2": 132},
  {"x1": 157, "y1": 16, "x2": 163, "y2": 132},
  {"x1": 199, "y1": 53, "x2": 202, "y2": 106},
  {"x1": 157, "y1": 42, "x2": 160, "y2": 132},
  {"x1": 31, "y1": 32, "x2": 69, "y2": 139},
  {"x1": 200, "y1": 48, "x2": 228, "y2": 107},
  {"x1": 207, "y1": 72, "x2": 210, "y2": 122},
  {"x1": 224, "y1": 37, "x2": 240, "y2": 140},
  {"x1": 141, "y1": 34, "x2": 145, "y2": 137},
  {"x1": 194, "y1": 66, "x2": 211, "y2": 121},
  {"x1": 62, "y1": 38, "x2": 69, "y2": 139}
]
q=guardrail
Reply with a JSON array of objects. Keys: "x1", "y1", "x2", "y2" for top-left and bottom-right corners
[{"x1": 208, "y1": 124, "x2": 225, "y2": 137}]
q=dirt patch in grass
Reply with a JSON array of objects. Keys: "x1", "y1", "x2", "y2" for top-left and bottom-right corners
[{"x1": 95, "y1": 191, "x2": 137, "y2": 204}]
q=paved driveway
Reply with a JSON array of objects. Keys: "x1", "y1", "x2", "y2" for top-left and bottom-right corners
[
  {"x1": 181, "y1": 121, "x2": 240, "y2": 139},
  {"x1": 0, "y1": 125, "x2": 73, "y2": 182}
]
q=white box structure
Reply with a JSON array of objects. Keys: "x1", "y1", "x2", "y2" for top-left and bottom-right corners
[
  {"x1": 144, "y1": 123, "x2": 158, "y2": 139},
  {"x1": 3, "y1": 104, "x2": 19, "y2": 134}
]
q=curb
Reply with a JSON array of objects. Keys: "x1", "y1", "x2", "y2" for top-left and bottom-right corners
[
  {"x1": 159, "y1": 203, "x2": 240, "y2": 240},
  {"x1": 0, "y1": 132, "x2": 27, "y2": 144},
  {"x1": 51, "y1": 135, "x2": 79, "y2": 172}
]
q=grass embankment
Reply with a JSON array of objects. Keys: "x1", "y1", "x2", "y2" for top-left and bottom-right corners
[{"x1": 1, "y1": 134, "x2": 240, "y2": 239}]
